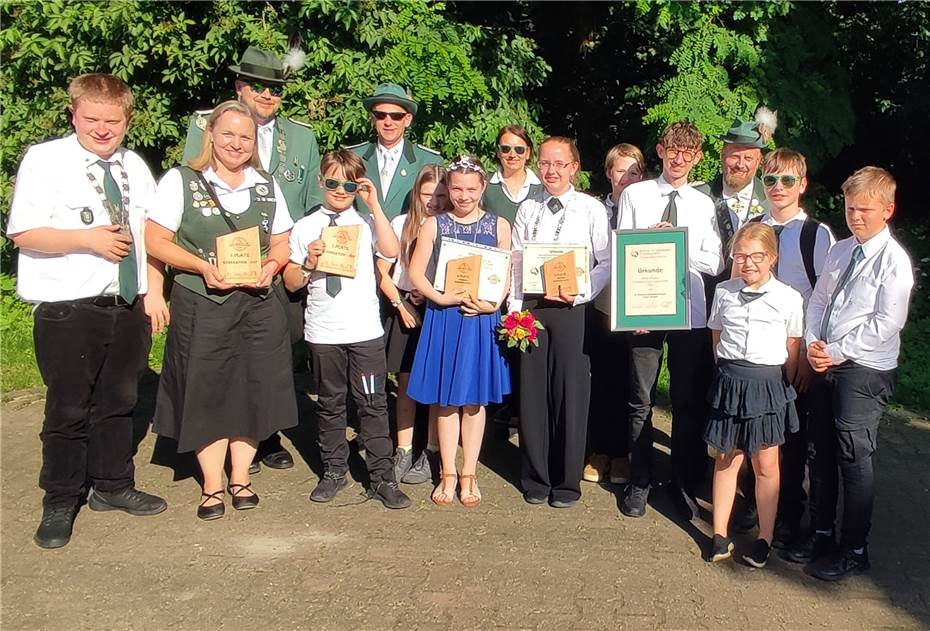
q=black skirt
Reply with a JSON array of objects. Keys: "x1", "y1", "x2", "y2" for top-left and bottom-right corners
[
  {"x1": 703, "y1": 359, "x2": 799, "y2": 456},
  {"x1": 381, "y1": 295, "x2": 426, "y2": 374},
  {"x1": 153, "y1": 284, "x2": 298, "y2": 453}
]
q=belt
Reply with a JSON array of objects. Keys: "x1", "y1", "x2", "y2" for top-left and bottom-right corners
[{"x1": 72, "y1": 295, "x2": 133, "y2": 308}]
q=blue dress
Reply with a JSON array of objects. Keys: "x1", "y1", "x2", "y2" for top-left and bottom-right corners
[{"x1": 407, "y1": 212, "x2": 511, "y2": 407}]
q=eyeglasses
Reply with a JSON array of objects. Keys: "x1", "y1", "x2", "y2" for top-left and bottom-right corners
[
  {"x1": 732, "y1": 252, "x2": 768, "y2": 264},
  {"x1": 762, "y1": 174, "x2": 801, "y2": 188},
  {"x1": 371, "y1": 111, "x2": 407, "y2": 121},
  {"x1": 537, "y1": 160, "x2": 575, "y2": 171},
  {"x1": 322, "y1": 177, "x2": 359, "y2": 193},
  {"x1": 499, "y1": 144, "x2": 527, "y2": 155},
  {"x1": 249, "y1": 81, "x2": 284, "y2": 97},
  {"x1": 663, "y1": 147, "x2": 697, "y2": 163}
]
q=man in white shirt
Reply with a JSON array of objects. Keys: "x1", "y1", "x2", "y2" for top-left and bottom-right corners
[
  {"x1": 7, "y1": 74, "x2": 167, "y2": 549},
  {"x1": 801, "y1": 167, "x2": 913, "y2": 582},
  {"x1": 617, "y1": 121, "x2": 722, "y2": 520}
]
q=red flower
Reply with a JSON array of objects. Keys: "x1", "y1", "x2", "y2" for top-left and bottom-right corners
[
  {"x1": 504, "y1": 312, "x2": 519, "y2": 331},
  {"x1": 527, "y1": 326, "x2": 538, "y2": 341},
  {"x1": 519, "y1": 313, "x2": 535, "y2": 329}
]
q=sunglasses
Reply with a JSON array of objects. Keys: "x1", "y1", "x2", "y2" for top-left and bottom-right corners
[
  {"x1": 249, "y1": 81, "x2": 284, "y2": 97},
  {"x1": 322, "y1": 177, "x2": 359, "y2": 193},
  {"x1": 371, "y1": 111, "x2": 407, "y2": 121},
  {"x1": 733, "y1": 252, "x2": 768, "y2": 264},
  {"x1": 499, "y1": 144, "x2": 528, "y2": 155},
  {"x1": 762, "y1": 174, "x2": 801, "y2": 188}
]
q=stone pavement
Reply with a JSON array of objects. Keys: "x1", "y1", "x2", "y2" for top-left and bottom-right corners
[{"x1": 2, "y1": 376, "x2": 929, "y2": 630}]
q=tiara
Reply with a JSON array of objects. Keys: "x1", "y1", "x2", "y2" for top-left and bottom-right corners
[{"x1": 447, "y1": 155, "x2": 485, "y2": 176}]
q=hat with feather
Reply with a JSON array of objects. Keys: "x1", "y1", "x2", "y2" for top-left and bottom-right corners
[{"x1": 719, "y1": 106, "x2": 778, "y2": 148}]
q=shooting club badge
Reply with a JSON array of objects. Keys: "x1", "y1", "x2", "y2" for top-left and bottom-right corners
[
  {"x1": 80, "y1": 208, "x2": 94, "y2": 225},
  {"x1": 256, "y1": 184, "x2": 269, "y2": 197}
]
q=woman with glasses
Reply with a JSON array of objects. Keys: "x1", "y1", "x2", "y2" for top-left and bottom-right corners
[
  {"x1": 482, "y1": 125, "x2": 542, "y2": 225},
  {"x1": 146, "y1": 100, "x2": 298, "y2": 520}
]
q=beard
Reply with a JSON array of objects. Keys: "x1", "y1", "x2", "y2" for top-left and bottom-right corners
[{"x1": 723, "y1": 168, "x2": 755, "y2": 192}]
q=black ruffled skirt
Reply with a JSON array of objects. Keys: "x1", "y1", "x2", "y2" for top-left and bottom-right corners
[{"x1": 703, "y1": 359, "x2": 799, "y2": 456}]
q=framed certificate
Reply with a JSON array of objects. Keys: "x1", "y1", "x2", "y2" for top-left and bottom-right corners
[
  {"x1": 433, "y1": 237, "x2": 511, "y2": 304},
  {"x1": 521, "y1": 242, "x2": 590, "y2": 295},
  {"x1": 611, "y1": 228, "x2": 690, "y2": 331}
]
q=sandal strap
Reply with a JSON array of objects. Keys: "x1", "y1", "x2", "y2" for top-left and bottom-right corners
[
  {"x1": 227, "y1": 483, "x2": 254, "y2": 497},
  {"x1": 200, "y1": 490, "x2": 224, "y2": 505}
]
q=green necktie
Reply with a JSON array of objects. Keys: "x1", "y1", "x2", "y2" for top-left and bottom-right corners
[
  {"x1": 661, "y1": 190, "x2": 678, "y2": 226},
  {"x1": 820, "y1": 245, "x2": 864, "y2": 341},
  {"x1": 325, "y1": 213, "x2": 342, "y2": 297},
  {"x1": 97, "y1": 160, "x2": 137, "y2": 302}
]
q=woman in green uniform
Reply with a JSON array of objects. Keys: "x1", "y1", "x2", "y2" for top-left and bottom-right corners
[{"x1": 481, "y1": 125, "x2": 542, "y2": 225}]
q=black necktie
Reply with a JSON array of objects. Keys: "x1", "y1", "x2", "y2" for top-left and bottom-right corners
[
  {"x1": 609, "y1": 204, "x2": 618, "y2": 230},
  {"x1": 661, "y1": 190, "x2": 678, "y2": 226},
  {"x1": 547, "y1": 197, "x2": 563, "y2": 214},
  {"x1": 772, "y1": 224, "x2": 785, "y2": 275},
  {"x1": 820, "y1": 245, "x2": 864, "y2": 341},
  {"x1": 738, "y1": 289, "x2": 766, "y2": 305},
  {"x1": 97, "y1": 160, "x2": 137, "y2": 302},
  {"x1": 325, "y1": 214, "x2": 342, "y2": 297}
]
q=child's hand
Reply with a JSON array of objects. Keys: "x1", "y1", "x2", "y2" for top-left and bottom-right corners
[
  {"x1": 460, "y1": 296, "x2": 496, "y2": 316},
  {"x1": 807, "y1": 341, "x2": 832, "y2": 373},
  {"x1": 437, "y1": 288, "x2": 468, "y2": 307},
  {"x1": 397, "y1": 301, "x2": 422, "y2": 329},
  {"x1": 308, "y1": 240, "x2": 326, "y2": 257},
  {"x1": 355, "y1": 177, "x2": 381, "y2": 212}
]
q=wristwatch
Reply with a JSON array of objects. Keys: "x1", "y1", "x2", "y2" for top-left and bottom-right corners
[{"x1": 391, "y1": 297, "x2": 403, "y2": 309}]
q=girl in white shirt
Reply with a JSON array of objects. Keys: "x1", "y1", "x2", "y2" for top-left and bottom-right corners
[{"x1": 705, "y1": 223, "x2": 804, "y2": 567}]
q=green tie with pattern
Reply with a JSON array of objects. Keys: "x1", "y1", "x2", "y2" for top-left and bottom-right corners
[
  {"x1": 325, "y1": 213, "x2": 342, "y2": 297},
  {"x1": 97, "y1": 160, "x2": 137, "y2": 302}
]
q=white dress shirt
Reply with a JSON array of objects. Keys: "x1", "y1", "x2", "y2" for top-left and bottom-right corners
[
  {"x1": 7, "y1": 134, "x2": 155, "y2": 303},
  {"x1": 375, "y1": 213, "x2": 421, "y2": 292},
  {"x1": 805, "y1": 227, "x2": 913, "y2": 370},
  {"x1": 759, "y1": 208, "x2": 835, "y2": 303},
  {"x1": 488, "y1": 168, "x2": 541, "y2": 203},
  {"x1": 618, "y1": 176, "x2": 723, "y2": 327},
  {"x1": 508, "y1": 187, "x2": 610, "y2": 312},
  {"x1": 257, "y1": 120, "x2": 275, "y2": 172},
  {"x1": 376, "y1": 140, "x2": 404, "y2": 191},
  {"x1": 722, "y1": 181, "x2": 758, "y2": 226},
  {"x1": 709, "y1": 276, "x2": 804, "y2": 365},
  {"x1": 289, "y1": 206, "x2": 383, "y2": 344}
]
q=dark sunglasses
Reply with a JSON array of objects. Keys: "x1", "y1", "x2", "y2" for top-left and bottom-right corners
[
  {"x1": 498, "y1": 144, "x2": 528, "y2": 155},
  {"x1": 371, "y1": 111, "x2": 407, "y2": 121},
  {"x1": 322, "y1": 177, "x2": 359, "y2": 193},
  {"x1": 762, "y1": 174, "x2": 800, "y2": 188},
  {"x1": 249, "y1": 81, "x2": 284, "y2": 97}
]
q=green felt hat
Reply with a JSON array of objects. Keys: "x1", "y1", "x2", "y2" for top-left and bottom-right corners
[
  {"x1": 362, "y1": 83, "x2": 418, "y2": 115},
  {"x1": 719, "y1": 117, "x2": 768, "y2": 148},
  {"x1": 229, "y1": 46, "x2": 286, "y2": 84}
]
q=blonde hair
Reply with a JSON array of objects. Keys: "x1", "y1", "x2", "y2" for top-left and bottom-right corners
[
  {"x1": 188, "y1": 101, "x2": 261, "y2": 171},
  {"x1": 402, "y1": 165, "x2": 447, "y2": 267},
  {"x1": 605, "y1": 143, "x2": 645, "y2": 174},
  {"x1": 732, "y1": 222, "x2": 778, "y2": 260},
  {"x1": 68, "y1": 73, "x2": 134, "y2": 118},
  {"x1": 763, "y1": 147, "x2": 807, "y2": 178},
  {"x1": 540, "y1": 136, "x2": 580, "y2": 163},
  {"x1": 841, "y1": 166, "x2": 896, "y2": 206}
]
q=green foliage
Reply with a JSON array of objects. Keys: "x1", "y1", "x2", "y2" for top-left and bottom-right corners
[
  {"x1": 897, "y1": 317, "x2": 930, "y2": 415},
  {"x1": 0, "y1": 273, "x2": 41, "y2": 393}
]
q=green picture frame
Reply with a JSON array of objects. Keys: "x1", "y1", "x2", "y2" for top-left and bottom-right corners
[{"x1": 610, "y1": 227, "x2": 691, "y2": 331}]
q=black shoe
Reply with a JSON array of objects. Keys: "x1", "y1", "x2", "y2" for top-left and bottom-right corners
[
  {"x1": 782, "y1": 531, "x2": 837, "y2": 564},
  {"x1": 197, "y1": 491, "x2": 226, "y2": 521},
  {"x1": 620, "y1": 484, "x2": 650, "y2": 518},
  {"x1": 89, "y1": 487, "x2": 167, "y2": 516},
  {"x1": 227, "y1": 483, "x2": 260, "y2": 510},
  {"x1": 262, "y1": 448, "x2": 294, "y2": 470},
  {"x1": 523, "y1": 492, "x2": 547, "y2": 505},
  {"x1": 402, "y1": 450, "x2": 433, "y2": 485},
  {"x1": 732, "y1": 505, "x2": 758, "y2": 533},
  {"x1": 772, "y1": 520, "x2": 801, "y2": 550},
  {"x1": 742, "y1": 538, "x2": 771, "y2": 568},
  {"x1": 34, "y1": 504, "x2": 78, "y2": 549},
  {"x1": 708, "y1": 534, "x2": 734, "y2": 562},
  {"x1": 249, "y1": 461, "x2": 261, "y2": 475},
  {"x1": 807, "y1": 548, "x2": 871, "y2": 582},
  {"x1": 393, "y1": 447, "x2": 413, "y2": 484},
  {"x1": 369, "y1": 480, "x2": 411, "y2": 509},
  {"x1": 549, "y1": 498, "x2": 578, "y2": 509},
  {"x1": 309, "y1": 472, "x2": 348, "y2": 503},
  {"x1": 672, "y1": 485, "x2": 699, "y2": 522}
]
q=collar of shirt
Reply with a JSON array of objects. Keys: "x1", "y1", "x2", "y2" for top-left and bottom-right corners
[
  {"x1": 203, "y1": 166, "x2": 267, "y2": 193},
  {"x1": 655, "y1": 174, "x2": 690, "y2": 197},
  {"x1": 858, "y1": 225, "x2": 891, "y2": 260},
  {"x1": 489, "y1": 168, "x2": 540, "y2": 185},
  {"x1": 377, "y1": 141, "x2": 403, "y2": 161},
  {"x1": 258, "y1": 120, "x2": 275, "y2": 136},
  {"x1": 542, "y1": 186, "x2": 575, "y2": 210},
  {"x1": 737, "y1": 274, "x2": 777, "y2": 294},
  {"x1": 723, "y1": 180, "x2": 754, "y2": 202},
  {"x1": 761, "y1": 207, "x2": 808, "y2": 227},
  {"x1": 320, "y1": 205, "x2": 359, "y2": 220},
  {"x1": 70, "y1": 133, "x2": 125, "y2": 168}
]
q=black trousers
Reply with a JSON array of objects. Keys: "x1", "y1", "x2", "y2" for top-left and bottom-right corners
[
  {"x1": 309, "y1": 337, "x2": 393, "y2": 483},
  {"x1": 808, "y1": 362, "x2": 894, "y2": 550},
  {"x1": 33, "y1": 298, "x2": 150, "y2": 506},
  {"x1": 585, "y1": 306, "x2": 629, "y2": 458},
  {"x1": 627, "y1": 328, "x2": 713, "y2": 490},
  {"x1": 519, "y1": 299, "x2": 590, "y2": 503}
]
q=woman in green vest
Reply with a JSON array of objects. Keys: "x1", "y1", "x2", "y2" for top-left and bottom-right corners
[
  {"x1": 481, "y1": 125, "x2": 542, "y2": 225},
  {"x1": 145, "y1": 101, "x2": 297, "y2": 521}
]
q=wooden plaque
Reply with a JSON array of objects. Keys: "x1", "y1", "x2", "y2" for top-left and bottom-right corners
[
  {"x1": 316, "y1": 224, "x2": 361, "y2": 278},
  {"x1": 215, "y1": 226, "x2": 261, "y2": 284},
  {"x1": 542, "y1": 250, "x2": 578, "y2": 298},
  {"x1": 444, "y1": 254, "x2": 482, "y2": 299}
]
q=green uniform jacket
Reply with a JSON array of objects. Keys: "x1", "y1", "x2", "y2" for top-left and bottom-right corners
[
  {"x1": 183, "y1": 110, "x2": 322, "y2": 221},
  {"x1": 348, "y1": 139, "x2": 443, "y2": 220}
]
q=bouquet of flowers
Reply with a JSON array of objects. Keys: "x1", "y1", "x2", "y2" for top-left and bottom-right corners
[{"x1": 498, "y1": 310, "x2": 544, "y2": 352}]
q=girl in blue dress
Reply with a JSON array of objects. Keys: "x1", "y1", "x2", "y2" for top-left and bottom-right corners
[{"x1": 407, "y1": 156, "x2": 512, "y2": 507}]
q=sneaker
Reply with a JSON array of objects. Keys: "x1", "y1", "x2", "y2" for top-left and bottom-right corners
[
  {"x1": 392, "y1": 447, "x2": 413, "y2": 483},
  {"x1": 582, "y1": 454, "x2": 610, "y2": 483},
  {"x1": 807, "y1": 548, "x2": 871, "y2": 582},
  {"x1": 309, "y1": 472, "x2": 348, "y2": 503},
  {"x1": 620, "y1": 484, "x2": 650, "y2": 518},
  {"x1": 742, "y1": 538, "x2": 771, "y2": 568},
  {"x1": 34, "y1": 504, "x2": 78, "y2": 549},
  {"x1": 401, "y1": 450, "x2": 432, "y2": 485},
  {"x1": 609, "y1": 457, "x2": 631, "y2": 484},
  {"x1": 88, "y1": 487, "x2": 167, "y2": 516},
  {"x1": 369, "y1": 480, "x2": 411, "y2": 509},
  {"x1": 782, "y1": 531, "x2": 837, "y2": 564},
  {"x1": 708, "y1": 534, "x2": 734, "y2": 562}
]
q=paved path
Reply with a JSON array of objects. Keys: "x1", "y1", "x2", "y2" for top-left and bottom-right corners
[{"x1": 2, "y1": 378, "x2": 929, "y2": 630}]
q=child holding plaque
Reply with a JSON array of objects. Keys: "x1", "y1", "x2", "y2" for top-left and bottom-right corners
[
  {"x1": 704, "y1": 222, "x2": 804, "y2": 567},
  {"x1": 406, "y1": 156, "x2": 512, "y2": 507},
  {"x1": 283, "y1": 150, "x2": 411, "y2": 510}
]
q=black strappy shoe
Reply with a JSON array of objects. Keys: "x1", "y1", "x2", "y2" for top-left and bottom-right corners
[
  {"x1": 227, "y1": 483, "x2": 260, "y2": 510},
  {"x1": 197, "y1": 491, "x2": 225, "y2": 521}
]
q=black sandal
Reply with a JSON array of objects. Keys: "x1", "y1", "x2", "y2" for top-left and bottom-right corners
[
  {"x1": 227, "y1": 483, "x2": 260, "y2": 510},
  {"x1": 197, "y1": 490, "x2": 225, "y2": 521}
]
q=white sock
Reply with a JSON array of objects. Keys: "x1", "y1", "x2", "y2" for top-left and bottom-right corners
[
  {"x1": 397, "y1": 444, "x2": 412, "y2": 452},
  {"x1": 426, "y1": 443, "x2": 439, "y2": 453}
]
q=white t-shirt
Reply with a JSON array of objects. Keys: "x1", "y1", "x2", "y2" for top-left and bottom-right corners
[{"x1": 7, "y1": 134, "x2": 155, "y2": 303}]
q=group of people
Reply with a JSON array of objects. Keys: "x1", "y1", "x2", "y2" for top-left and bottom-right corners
[{"x1": 7, "y1": 46, "x2": 914, "y2": 586}]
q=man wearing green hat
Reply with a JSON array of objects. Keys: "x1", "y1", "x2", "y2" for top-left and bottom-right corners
[{"x1": 348, "y1": 83, "x2": 443, "y2": 220}]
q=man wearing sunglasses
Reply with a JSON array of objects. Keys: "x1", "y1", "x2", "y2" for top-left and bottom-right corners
[{"x1": 348, "y1": 83, "x2": 443, "y2": 220}]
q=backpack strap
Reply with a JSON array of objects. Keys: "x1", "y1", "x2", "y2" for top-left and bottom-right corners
[
  {"x1": 714, "y1": 198, "x2": 736, "y2": 256},
  {"x1": 800, "y1": 216, "x2": 820, "y2": 291}
]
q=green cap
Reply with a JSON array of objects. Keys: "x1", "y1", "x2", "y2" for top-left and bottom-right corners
[
  {"x1": 229, "y1": 46, "x2": 286, "y2": 84},
  {"x1": 362, "y1": 83, "x2": 418, "y2": 116},
  {"x1": 719, "y1": 118, "x2": 768, "y2": 148}
]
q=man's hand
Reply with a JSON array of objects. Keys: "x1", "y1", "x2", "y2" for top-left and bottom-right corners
[
  {"x1": 544, "y1": 286, "x2": 577, "y2": 305},
  {"x1": 83, "y1": 225, "x2": 132, "y2": 262}
]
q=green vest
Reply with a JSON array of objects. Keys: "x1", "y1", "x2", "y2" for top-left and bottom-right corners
[
  {"x1": 348, "y1": 139, "x2": 444, "y2": 220},
  {"x1": 183, "y1": 111, "x2": 322, "y2": 220},
  {"x1": 481, "y1": 179, "x2": 543, "y2": 225},
  {"x1": 173, "y1": 166, "x2": 276, "y2": 304}
]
